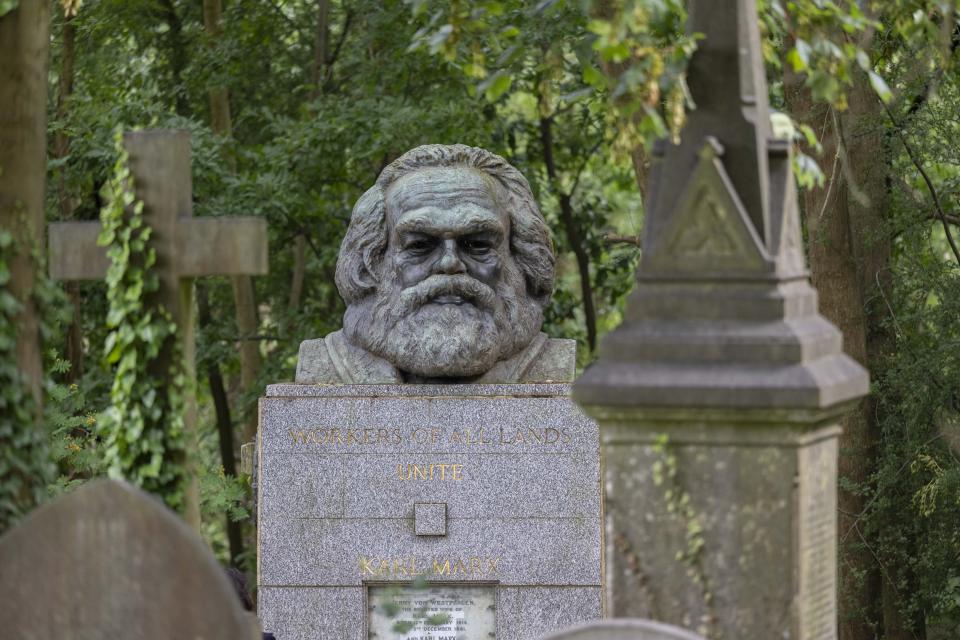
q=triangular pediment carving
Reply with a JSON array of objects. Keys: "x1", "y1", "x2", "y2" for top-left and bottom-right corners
[
  {"x1": 774, "y1": 179, "x2": 808, "y2": 278},
  {"x1": 643, "y1": 139, "x2": 771, "y2": 278}
]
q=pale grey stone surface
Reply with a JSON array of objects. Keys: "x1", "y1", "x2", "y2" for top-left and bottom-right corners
[
  {"x1": 258, "y1": 587, "x2": 365, "y2": 640},
  {"x1": 540, "y1": 619, "x2": 706, "y2": 640},
  {"x1": 414, "y1": 502, "x2": 447, "y2": 536},
  {"x1": 267, "y1": 381, "x2": 574, "y2": 398},
  {"x1": 260, "y1": 450, "x2": 598, "y2": 520},
  {"x1": 596, "y1": 415, "x2": 840, "y2": 637},
  {"x1": 298, "y1": 331, "x2": 577, "y2": 384},
  {"x1": 260, "y1": 515, "x2": 600, "y2": 586},
  {"x1": 498, "y1": 587, "x2": 603, "y2": 640},
  {"x1": 257, "y1": 383, "x2": 602, "y2": 637}
]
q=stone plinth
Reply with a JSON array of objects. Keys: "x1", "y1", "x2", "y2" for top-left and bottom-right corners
[
  {"x1": 586, "y1": 406, "x2": 847, "y2": 638},
  {"x1": 257, "y1": 383, "x2": 601, "y2": 640},
  {"x1": 574, "y1": 278, "x2": 866, "y2": 638}
]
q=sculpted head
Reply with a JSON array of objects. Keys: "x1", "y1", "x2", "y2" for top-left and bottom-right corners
[{"x1": 336, "y1": 144, "x2": 555, "y2": 379}]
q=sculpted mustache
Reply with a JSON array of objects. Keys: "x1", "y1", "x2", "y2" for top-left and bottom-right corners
[{"x1": 398, "y1": 274, "x2": 496, "y2": 312}]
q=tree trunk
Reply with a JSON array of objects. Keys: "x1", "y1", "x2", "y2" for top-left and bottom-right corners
[
  {"x1": 785, "y1": 69, "x2": 892, "y2": 640},
  {"x1": 591, "y1": 0, "x2": 649, "y2": 203},
  {"x1": 538, "y1": 115, "x2": 598, "y2": 352},
  {"x1": 55, "y1": 10, "x2": 84, "y2": 383},
  {"x1": 202, "y1": 0, "x2": 234, "y2": 170},
  {"x1": 197, "y1": 285, "x2": 244, "y2": 564},
  {"x1": 289, "y1": 0, "x2": 333, "y2": 313},
  {"x1": 311, "y1": 0, "x2": 330, "y2": 98},
  {"x1": 159, "y1": 0, "x2": 190, "y2": 117},
  {"x1": 288, "y1": 233, "x2": 307, "y2": 311},
  {"x1": 232, "y1": 275, "x2": 261, "y2": 443},
  {"x1": 202, "y1": 0, "x2": 260, "y2": 563},
  {"x1": 0, "y1": 2, "x2": 51, "y2": 415},
  {"x1": 203, "y1": 0, "x2": 263, "y2": 445}
]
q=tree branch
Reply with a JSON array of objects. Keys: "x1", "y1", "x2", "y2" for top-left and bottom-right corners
[
  {"x1": 604, "y1": 234, "x2": 642, "y2": 247},
  {"x1": 538, "y1": 104, "x2": 598, "y2": 351},
  {"x1": 567, "y1": 138, "x2": 603, "y2": 202},
  {"x1": 265, "y1": 0, "x2": 303, "y2": 36},
  {"x1": 880, "y1": 99, "x2": 960, "y2": 265},
  {"x1": 904, "y1": 22, "x2": 960, "y2": 117},
  {"x1": 326, "y1": 9, "x2": 354, "y2": 72}
]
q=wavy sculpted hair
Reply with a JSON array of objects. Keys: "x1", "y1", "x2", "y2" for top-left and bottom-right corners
[{"x1": 334, "y1": 144, "x2": 555, "y2": 309}]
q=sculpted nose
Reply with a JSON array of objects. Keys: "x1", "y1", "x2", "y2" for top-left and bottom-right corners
[{"x1": 435, "y1": 239, "x2": 466, "y2": 275}]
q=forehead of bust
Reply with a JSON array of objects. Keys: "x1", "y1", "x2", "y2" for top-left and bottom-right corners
[{"x1": 384, "y1": 166, "x2": 507, "y2": 233}]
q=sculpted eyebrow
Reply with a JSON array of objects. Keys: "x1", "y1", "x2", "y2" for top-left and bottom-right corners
[
  {"x1": 395, "y1": 212, "x2": 504, "y2": 237},
  {"x1": 393, "y1": 185, "x2": 493, "y2": 210}
]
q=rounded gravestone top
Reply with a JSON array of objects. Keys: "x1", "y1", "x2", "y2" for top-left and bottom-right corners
[
  {"x1": 541, "y1": 619, "x2": 707, "y2": 640},
  {"x1": 0, "y1": 479, "x2": 255, "y2": 640}
]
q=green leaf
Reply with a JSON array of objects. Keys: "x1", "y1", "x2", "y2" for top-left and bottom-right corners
[
  {"x1": 786, "y1": 48, "x2": 806, "y2": 72},
  {"x1": 427, "y1": 25, "x2": 454, "y2": 54},
  {"x1": 478, "y1": 71, "x2": 512, "y2": 102},
  {"x1": 794, "y1": 152, "x2": 825, "y2": 189},
  {"x1": 582, "y1": 65, "x2": 604, "y2": 88},
  {"x1": 482, "y1": 1, "x2": 503, "y2": 16},
  {"x1": 0, "y1": 0, "x2": 19, "y2": 18},
  {"x1": 788, "y1": 39, "x2": 811, "y2": 71},
  {"x1": 587, "y1": 19, "x2": 611, "y2": 36},
  {"x1": 868, "y1": 70, "x2": 892, "y2": 103}
]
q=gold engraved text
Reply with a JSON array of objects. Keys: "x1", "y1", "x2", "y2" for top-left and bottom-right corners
[
  {"x1": 289, "y1": 428, "x2": 403, "y2": 446},
  {"x1": 396, "y1": 463, "x2": 463, "y2": 481},
  {"x1": 499, "y1": 427, "x2": 571, "y2": 445},
  {"x1": 359, "y1": 555, "x2": 500, "y2": 577}
]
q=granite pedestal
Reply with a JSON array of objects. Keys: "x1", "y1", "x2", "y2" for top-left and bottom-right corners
[{"x1": 257, "y1": 383, "x2": 602, "y2": 640}]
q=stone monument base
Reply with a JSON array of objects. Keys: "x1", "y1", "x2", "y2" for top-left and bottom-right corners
[
  {"x1": 589, "y1": 405, "x2": 849, "y2": 639},
  {"x1": 257, "y1": 383, "x2": 602, "y2": 640}
]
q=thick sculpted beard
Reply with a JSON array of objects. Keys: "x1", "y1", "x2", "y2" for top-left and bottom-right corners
[{"x1": 343, "y1": 262, "x2": 542, "y2": 379}]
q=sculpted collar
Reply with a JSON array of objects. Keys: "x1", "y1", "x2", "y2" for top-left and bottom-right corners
[{"x1": 296, "y1": 330, "x2": 575, "y2": 384}]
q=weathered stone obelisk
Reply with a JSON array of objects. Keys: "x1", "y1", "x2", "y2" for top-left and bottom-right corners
[{"x1": 573, "y1": 1, "x2": 869, "y2": 638}]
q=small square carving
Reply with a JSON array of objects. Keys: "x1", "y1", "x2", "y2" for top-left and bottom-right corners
[{"x1": 414, "y1": 502, "x2": 447, "y2": 536}]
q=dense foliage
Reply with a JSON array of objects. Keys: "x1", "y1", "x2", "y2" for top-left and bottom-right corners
[
  {"x1": 0, "y1": 231, "x2": 59, "y2": 530},
  {"x1": 1, "y1": 1, "x2": 959, "y2": 637}
]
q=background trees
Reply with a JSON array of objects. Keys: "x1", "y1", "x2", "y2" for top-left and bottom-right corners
[{"x1": 1, "y1": 0, "x2": 959, "y2": 637}]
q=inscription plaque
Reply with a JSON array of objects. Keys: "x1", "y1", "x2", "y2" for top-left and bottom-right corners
[{"x1": 368, "y1": 584, "x2": 496, "y2": 639}]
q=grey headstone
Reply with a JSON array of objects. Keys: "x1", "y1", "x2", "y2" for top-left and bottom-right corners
[
  {"x1": 256, "y1": 382, "x2": 602, "y2": 640},
  {"x1": 572, "y1": 0, "x2": 868, "y2": 638},
  {"x1": 541, "y1": 619, "x2": 707, "y2": 640},
  {"x1": 0, "y1": 479, "x2": 256, "y2": 639}
]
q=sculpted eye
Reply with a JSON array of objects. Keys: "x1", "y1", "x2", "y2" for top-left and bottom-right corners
[
  {"x1": 404, "y1": 238, "x2": 436, "y2": 255},
  {"x1": 461, "y1": 238, "x2": 492, "y2": 255}
]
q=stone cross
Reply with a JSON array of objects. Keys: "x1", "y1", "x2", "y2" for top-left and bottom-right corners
[
  {"x1": 574, "y1": 0, "x2": 869, "y2": 638},
  {"x1": 0, "y1": 479, "x2": 259, "y2": 639},
  {"x1": 48, "y1": 130, "x2": 267, "y2": 529}
]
